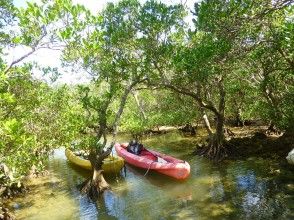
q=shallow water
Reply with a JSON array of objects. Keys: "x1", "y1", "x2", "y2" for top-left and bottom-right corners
[{"x1": 9, "y1": 132, "x2": 294, "y2": 220}]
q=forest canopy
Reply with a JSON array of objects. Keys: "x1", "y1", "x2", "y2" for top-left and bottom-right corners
[{"x1": 0, "y1": 0, "x2": 293, "y2": 197}]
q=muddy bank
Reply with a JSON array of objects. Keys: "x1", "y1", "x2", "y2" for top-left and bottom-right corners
[
  {"x1": 0, "y1": 206, "x2": 14, "y2": 220},
  {"x1": 226, "y1": 126, "x2": 293, "y2": 159},
  {"x1": 192, "y1": 126, "x2": 294, "y2": 163},
  {"x1": 131, "y1": 125, "x2": 293, "y2": 162},
  {"x1": 0, "y1": 165, "x2": 50, "y2": 220}
]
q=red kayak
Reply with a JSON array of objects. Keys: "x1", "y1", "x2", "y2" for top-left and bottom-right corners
[{"x1": 114, "y1": 143, "x2": 190, "y2": 180}]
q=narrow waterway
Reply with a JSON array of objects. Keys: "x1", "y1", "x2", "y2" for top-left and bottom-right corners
[{"x1": 9, "y1": 132, "x2": 294, "y2": 220}]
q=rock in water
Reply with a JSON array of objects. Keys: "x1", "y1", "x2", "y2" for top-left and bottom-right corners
[{"x1": 286, "y1": 149, "x2": 294, "y2": 165}]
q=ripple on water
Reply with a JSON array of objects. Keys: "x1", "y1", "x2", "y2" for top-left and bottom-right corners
[{"x1": 9, "y1": 132, "x2": 294, "y2": 220}]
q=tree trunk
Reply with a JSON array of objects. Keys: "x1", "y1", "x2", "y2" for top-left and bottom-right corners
[
  {"x1": 157, "y1": 74, "x2": 228, "y2": 161},
  {"x1": 201, "y1": 113, "x2": 227, "y2": 161},
  {"x1": 132, "y1": 90, "x2": 147, "y2": 120},
  {"x1": 215, "y1": 113, "x2": 225, "y2": 147},
  {"x1": 235, "y1": 108, "x2": 244, "y2": 127},
  {"x1": 112, "y1": 83, "x2": 137, "y2": 139},
  {"x1": 197, "y1": 79, "x2": 227, "y2": 161},
  {"x1": 79, "y1": 79, "x2": 146, "y2": 200},
  {"x1": 112, "y1": 78, "x2": 147, "y2": 140},
  {"x1": 80, "y1": 148, "x2": 112, "y2": 201},
  {"x1": 201, "y1": 108, "x2": 213, "y2": 136}
]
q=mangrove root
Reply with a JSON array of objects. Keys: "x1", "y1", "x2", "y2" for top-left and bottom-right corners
[
  {"x1": 194, "y1": 133, "x2": 233, "y2": 162},
  {"x1": 224, "y1": 128, "x2": 235, "y2": 137},
  {"x1": 79, "y1": 147, "x2": 113, "y2": 200},
  {"x1": 80, "y1": 169, "x2": 110, "y2": 201},
  {"x1": 265, "y1": 123, "x2": 281, "y2": 135}
]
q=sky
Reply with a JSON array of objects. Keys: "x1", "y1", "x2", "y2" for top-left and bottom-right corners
[
  {"x1": 14, "y1": 0, "x2": 197, "y2": 13},
  {"x1": 10, "y1": 0, "x2": 198, "y2": 84}
]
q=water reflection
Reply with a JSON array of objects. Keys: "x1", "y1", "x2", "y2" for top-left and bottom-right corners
[
  {"x1": 225, "y1": 159, "x2": 293, "y2": 220},
  {"x1": 8, "y1": 132, "x2": 294, "y2": 220}
]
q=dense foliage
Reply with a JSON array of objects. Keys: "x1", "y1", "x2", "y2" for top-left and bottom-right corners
[
  {"x1": 0, "y1": 0, "x2": 293, "y2": 194},
  {"x1": 0, "y1": 67, "x2": 83, "y2": 187}
]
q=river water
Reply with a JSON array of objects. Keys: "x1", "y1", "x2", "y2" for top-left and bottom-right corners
[{"x1": 9, "y1": 132, "x2": 294, "y2": 219}]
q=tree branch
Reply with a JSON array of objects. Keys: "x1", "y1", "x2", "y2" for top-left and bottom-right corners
[
  {"x1": 151, "y1": 59, "x2": 220, "y2": 116},
  {"x1": 3, "y1": 31, "x2": 48, "y2": 74},
  {"x1": 162, "y1": 82, "x2": 220, "y2": 116},
  {"x1": 4, "y1": 48, "x2": 36, "y2": 74},
  {"x1": 132, "y1": 90, "x2": 147, "y2": 120},
  {"x1": 112, "y1": 78, "x2": 147, "y2": 140}
]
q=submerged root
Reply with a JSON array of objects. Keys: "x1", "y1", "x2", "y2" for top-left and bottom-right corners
[
  {"x1": 80, "y1": 170, "x2": 110, "y2": 201},
  {"x1": 265, "y1": 123, "x2": 281, "y2": 135},
  {"x1": 0, "y1": 207, "x2": 15, "y2": 220},
  {"x1": 194, "y1": 140, "x2": 230, "y2": 162},
  {"x1": 224, "y1": 128, "x2": 235, "y2": 137},
  {"x1": 79, "y1": 147, "x2": 112, "y2": 200},
  {"x1": 192, "y1": 131, "x2": 238, "y2": 162}
]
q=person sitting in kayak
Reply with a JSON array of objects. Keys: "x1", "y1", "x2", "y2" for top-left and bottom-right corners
[
  {"x1": 127, "y1": 141, "x2": 167, "y2": 163},
  {"x1": 127, "y1": 140, "x2": 144, "y2": 155}
]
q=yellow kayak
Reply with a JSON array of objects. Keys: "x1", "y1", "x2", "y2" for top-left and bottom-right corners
[{"x1": 65, "y1": 149, "x2": 124, "y2": 173}]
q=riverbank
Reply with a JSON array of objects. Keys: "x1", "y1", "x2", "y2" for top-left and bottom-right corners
[
  {"x1": 176, "y1": 124, "x2": 293, "y2": 162},
  {"x1": 227, "y1": 128, "x2": 293, "y2": 160},
  {"x1": 0, "y1": 207, "x2": 14, "y2": 220},
  {"x1": 0, "y1": 165, "x2": 50, "y2": 220}
]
